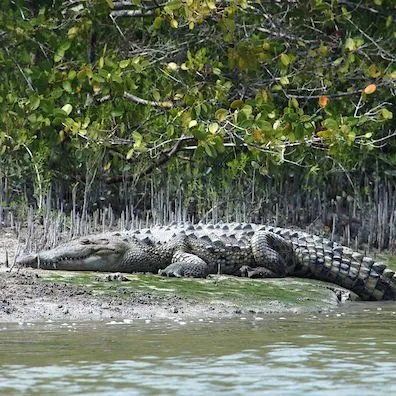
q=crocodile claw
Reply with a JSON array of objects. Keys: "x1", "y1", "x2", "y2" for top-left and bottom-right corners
[{"x1": 239, "y1": 265, "x2": 279, "y2": 278}]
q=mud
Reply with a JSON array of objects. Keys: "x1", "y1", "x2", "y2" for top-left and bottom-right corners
[{"x1": 0, "y1": 268, "x2": 238, "y2": 322}]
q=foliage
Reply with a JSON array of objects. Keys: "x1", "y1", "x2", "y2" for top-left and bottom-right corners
[{"x1": 0, "y1": 0, "x2": 395, "y2": 208}]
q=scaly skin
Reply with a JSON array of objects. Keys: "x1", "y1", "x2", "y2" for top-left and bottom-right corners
[{"x1": 16, "y1": 223, "x2": 396, "y2": 301}]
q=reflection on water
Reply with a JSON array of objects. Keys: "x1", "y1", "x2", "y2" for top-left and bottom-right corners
[{"x1": 0, "y1": 303, "x2": 396, "y2": 395}]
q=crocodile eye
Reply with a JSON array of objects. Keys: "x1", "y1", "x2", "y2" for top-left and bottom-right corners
[
  {"x1": 80, "y1": 239, "x2": 90, "y2": 245},
  {"x1": 96, "y1": 238, "x2": 110, "y2": 245}
]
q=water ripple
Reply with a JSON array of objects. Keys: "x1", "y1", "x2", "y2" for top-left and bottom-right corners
[{"x1": 1, "y1": 307, "x2": 396, "y2": 394}]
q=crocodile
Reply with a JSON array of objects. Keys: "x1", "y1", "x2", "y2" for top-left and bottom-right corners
[{"x1": 16, "y1": 223, "x2": 396, "y2": 301}]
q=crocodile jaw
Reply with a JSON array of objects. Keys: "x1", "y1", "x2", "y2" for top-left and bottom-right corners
[{"x1": 17, "y1": 236, "x2": 129, "y2": 272}]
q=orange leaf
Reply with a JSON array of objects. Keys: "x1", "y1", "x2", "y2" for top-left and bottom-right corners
[
  {"x1": 364, "y1": 84, "x2": 376, "y2": 95},
  {"x1": 319, "y1": 95, "x2": 329, "y2": 108},
  {"x1": 253, "y1": 129, "x2": 264, "y2": 143}
]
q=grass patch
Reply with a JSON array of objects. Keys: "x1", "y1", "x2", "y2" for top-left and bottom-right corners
[
  {"x1": 40, "y1": 271, "x2": 339, "y2": 310},
  {"x1": 384, "y1": 255, "x2": 396, "y2": 270}
]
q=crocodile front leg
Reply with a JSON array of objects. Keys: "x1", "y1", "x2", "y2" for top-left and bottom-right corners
[{"x1": 159, "y1": 251, "x2": 210, "y2": 278}]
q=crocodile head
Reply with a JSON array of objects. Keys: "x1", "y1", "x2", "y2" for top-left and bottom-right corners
[{"x1": 17, "y1": 235, "x2": 130, "y2": 272}]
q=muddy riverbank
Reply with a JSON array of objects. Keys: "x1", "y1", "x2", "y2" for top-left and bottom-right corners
[{"x1": 0, "y1": 266, "x2": 350, "y2": 323}]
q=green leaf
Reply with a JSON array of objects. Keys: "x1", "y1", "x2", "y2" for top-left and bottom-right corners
[
  {"x1": 62, "y1": 81, "x2": 72, "y2": 93},
  {"x1": 230, "y1": 100, "x2": 244, "y2": 109},
  {"x1": 290, "y1": 98, "x2": 299, "y2": 108},
  {"x1": 215, "y1": 108, "x2": 229, "y2": 122},
  {"x1": 279, "y1": 76, "x2": 289, "y2": 85},
  {"x1": 62, "y1": 104, "x2": 73, "y2": 115},
  {"x1": 53, "y1": 108, "x2": 68, "y2": 118},
  {"x1": 241, "y1": 105, "x2": 253, "y2": 117},
  {"x1": 381, "y1": 108, "x2": 393, "y2": 120},
  {"x1": 257, "y1": 119, "x2": 272, "y2": 132},
  {"x1": 347, "y1": 131, "x2": 356, "y2": 144},
  {"x1": 152, "y1": 91, "x2": 161, "y2": 101},
  {"x1": 111, "y1": 108, "x2": 124, "y2": 117},
  {"x1": 344, "y1": 38, "x2": 355, "y2": 51},
  {"x1": 207, "y1": 0, "x2": 216, "y2": 10},
  {"x1": 333, "y1": 57, "x2": 343, "y2": 66},
  {"x1": 105, "y1": 0, "x2": 115, "y2": 8},
  {"x1": 60, "y1": 41, "x2": 71, "y2": 52},
  {"x1": 68, "y1": 70, "x2": 77, "y2": 80},
  {"x1": 119, "y1": 59, "x2": 130, "y2": 69},
  {"x1": 204, "y1": 143, "x2": 215, "y2": 157},
  {"x1": 67, "y1": 27, "x2": 79, "y2": 40},
  {"x1": 208, "y1": 122, "x2": 219, "y2": 134},
  {"x1": 132, "y1": 131, "x2": 143, "y2": 143},
  {"x1": 189, "y1": 120, "x2": 198, "y2": 128},
  {"x1": 54, "y1": 53, "x2": 62, "y2": 63},
  {"x1": 323, "y1": 118, "x2": 339, "y2": 131},
  {"x1": 27, "y1": 114, "x2": 36, "y2": 123},
  {"x1": 29, "y1": 96, "x2": 40, "y2": 111},
  {"x1": 153, "y1": 17, "x2": 163, "y2": 30},
  {"x1": 280, "y1": 53, "x2": 290, "y2": 66},
  {"x1": 126, "y1": 148, "x2": 134, "y2": 160},
  {"x1": 93, "y1": 74, "x2": 105, "y2": 83},
  {"x1": 167, "y1": 62, "x2": 178, "y2": 71},
  {"x1": 165, "y1": 0, "x2": 182, "y2": 11}
]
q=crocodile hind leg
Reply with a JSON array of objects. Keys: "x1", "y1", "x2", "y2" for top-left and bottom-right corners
[
  {"x1": 158, "y1": 251, "x2": 210, "y2": 278},
  {"x1": 250, "y1": 231, "x2": 295, "y2": 276}
]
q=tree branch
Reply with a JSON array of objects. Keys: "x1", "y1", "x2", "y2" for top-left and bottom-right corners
[
  {"x1": 104, "y1": 135, "x2": 193, "y2": 184},
  {"x1": 110, "y1": 10, "x2": 154, "y2": 17},
  {"x1": 99, "y1": 92, "x2": 181, "y2": 108},
  {"x1": 123, "y1": 92, "x2": 174, "y2": 107}
]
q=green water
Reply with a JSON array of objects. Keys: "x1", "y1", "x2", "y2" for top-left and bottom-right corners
[{"x1": 1, "y1": 303, "x2": 396, "y2": 395}]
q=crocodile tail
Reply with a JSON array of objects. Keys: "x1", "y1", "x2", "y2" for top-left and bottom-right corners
[
  {"x1": 253, "y1": 229, "x2": 396, "y2": 301},
  {"x1": 291, "y1": 237, "x2": 396, "y2": 301}
]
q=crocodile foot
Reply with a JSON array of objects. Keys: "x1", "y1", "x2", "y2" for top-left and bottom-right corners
[
  {"x1": 158, "y1": 259, "x2": 209, "y2": 278},
  {"x1": 159, "y1": 251, "x2": 210, "y2": 278},
  {"x1": 159, "y1": 261, "x2": 210, "y2": 278}
]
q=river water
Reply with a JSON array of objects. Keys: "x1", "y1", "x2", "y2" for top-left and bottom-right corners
[{"x1": 1, "y1": 303, "x2": 395, "y2": 395}]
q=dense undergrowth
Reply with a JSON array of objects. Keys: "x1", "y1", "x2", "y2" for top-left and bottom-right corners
[{"x1": 0, "y1": 0, "x2": 395, "y2": 247}]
